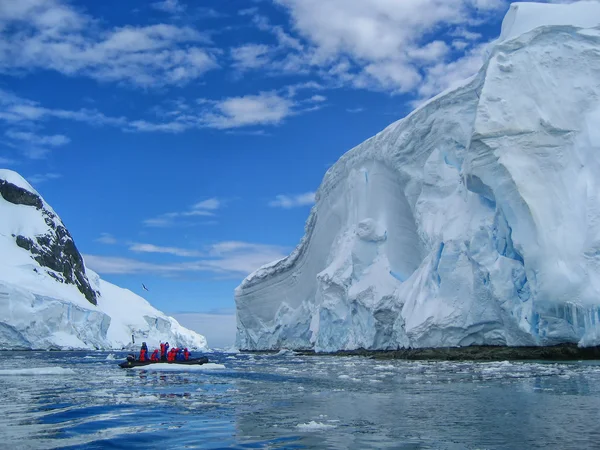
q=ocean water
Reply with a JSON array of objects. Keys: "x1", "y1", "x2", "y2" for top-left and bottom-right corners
[{"x1": 1, "y1": 351, "x2": 600, "y2": 449}]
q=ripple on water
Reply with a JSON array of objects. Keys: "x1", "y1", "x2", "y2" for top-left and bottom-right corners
[{"x1": 1, "y1": 352, "x2": 600, "y2": 449}]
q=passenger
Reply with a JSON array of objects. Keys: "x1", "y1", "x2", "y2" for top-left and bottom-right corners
[
  {"x1": 176, "y1": 349, "x2": 185, "y2": 361},
  {"x1": 164, "y1": 342, "x2": 170, "y2": 360},
  {"x1": 183, "y1": 348, "x2": 190, "y2": 360},
  {"x1": 150, "y1": 349, "x2": 160, "y2": 362},
  {"x1": 139, "y1": 342, "x2": 148, "y2": 361},
  {"x1": 160, "y1": 342, "x2": 166, "y2": 361},
  {"x1": 167, "y1": 348, "x2": 176, "y2": 362}
]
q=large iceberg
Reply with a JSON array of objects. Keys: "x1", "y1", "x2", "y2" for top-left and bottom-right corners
[
  {"x1": 235, "y1": 1, "x2": 600, "y2": 351},
  {"x1": 0, "y1": 169, "x2": 207, "y2": 350}
]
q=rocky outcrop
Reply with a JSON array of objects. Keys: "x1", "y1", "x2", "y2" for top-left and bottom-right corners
[{"x1": 0, "y1": 178, "x2": 98, "y2": 305}]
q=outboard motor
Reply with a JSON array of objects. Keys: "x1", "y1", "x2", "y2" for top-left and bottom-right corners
[{"x1": 126, "y1": 354, "x2": 135, "y2": 362}]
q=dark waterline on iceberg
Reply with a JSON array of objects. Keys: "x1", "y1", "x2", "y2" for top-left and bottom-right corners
[{"x1": 2, "y1": 351, "x2": 600, "y2": 449}]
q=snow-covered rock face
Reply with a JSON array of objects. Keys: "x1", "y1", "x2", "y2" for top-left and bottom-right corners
[
  {"x1": 0, "y1": 170, "x2": 207, "y2": 350},
  {"x1": 235, "y1": 1, "x2": 600, "y2": 351},
  {"x1": 0, "y1": 177, "x2": 98, "y2": 305}
]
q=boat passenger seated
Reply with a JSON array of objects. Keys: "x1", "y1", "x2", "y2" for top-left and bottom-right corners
[
  {"x1": 183, "y1": 348, "x2": 190, "y2": 360},
  {"x1": 150, "y1": 349, "x2": 160, "y2": 361},
  {"x1": 139, "y1": 342, "x2": 148, "y2": 361}
]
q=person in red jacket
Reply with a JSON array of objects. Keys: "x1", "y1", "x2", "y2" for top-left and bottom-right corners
[
  {"x1": 139, "y1": 342, "x2": 148, "y2": 361},
  {"x1": 160, "y1": 342, "x2": 166, "y2": 361},
  {"x1": 167, "y1": 348, "x2": 176, "y2": 361},
  {"x1": 183, "y1": 348, "x2": 190, "y2": 360},
  {"x1": 150, "y1": 349, "x2": 160, "y2": 361}
]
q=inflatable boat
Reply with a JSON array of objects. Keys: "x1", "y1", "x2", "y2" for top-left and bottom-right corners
[{"x1": 119, "y1": 355, "x2": 209, "y2": 368}]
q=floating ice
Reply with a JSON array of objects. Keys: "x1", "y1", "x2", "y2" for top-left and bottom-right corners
[
  {"x1": 0, "y1": 367, "x2": 76, "y2": 376},
  {"x1": 296, "y1": 421, "x2": 337, "y2": 431}
]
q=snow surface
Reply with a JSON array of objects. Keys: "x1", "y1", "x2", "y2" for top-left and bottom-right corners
[
  {"x1": 0, "y1": 170, "x2": 207, "y2": 351},
  {"x1": 236, "y1": 1, "x2": 600, "y2": 351}
]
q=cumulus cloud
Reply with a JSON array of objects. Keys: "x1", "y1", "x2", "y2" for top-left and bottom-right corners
[
  {"x1": 0, "y1": 0, "x2": 217, "y2": 88},
  {"x1": 269, "y1": 192, "x2": 315, "y2": 209},
  {"x1": 237, "y1": 0, "x2": 507, "y2": 100}
]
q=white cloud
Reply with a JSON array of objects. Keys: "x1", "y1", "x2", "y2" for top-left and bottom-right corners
[
  {"x1": 231, "y1": 44, "x2": 272, "y2": 70},
  {"x1": 129, "y1": 243, "x2": 202, "y2": 257},
  {"x1": 4, "y1": 128, "x2": 71, "y2": 159},
  {"x1": 5, "y1": 130, "x2": 70, "y2": 147},
  {"x1": 144, "y1": 197, "x2": 222, "y2": 227},
  {"x1": 169, "y1": 312, "x2": 236, "y2": 348},
  {"x1": 96, "y1": 233, "x2": 117, "y2": 245},
  {"x1": 151, "y1": 0, "x2": 185, "y2": 14},
  {"x1": 83, "y1": 241, "x2": 287, "y2": 277},
  {"x1": 346, "y1": 107, "x2": 364, "y2": 113},
  {"x1": 269, "y1": 192, "x2": 315, "y2": 209},
  {"x1": 202, "y1": 92, "x2": 294, "y2": 129},
  {"x1": 26, "y1": 172, "x2": 61, "y2": 184},
  {"x1": 193, "y1": 198, "x2": 220, "y2": 210},
  {"x1": 233, "y1": 0, "x2": 508, "y2": 99},
  {"x1": 0, "y1": 0, "x2": 217, "y2": 88}
]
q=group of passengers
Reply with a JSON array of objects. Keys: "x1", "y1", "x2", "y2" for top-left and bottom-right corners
[{"x1": 138, "y1": 341, "x2": 191, "y2": 362}]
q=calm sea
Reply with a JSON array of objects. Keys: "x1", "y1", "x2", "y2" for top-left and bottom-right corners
[{"x1": 1, "y1": 350, "x2": 599, "y2": 449}]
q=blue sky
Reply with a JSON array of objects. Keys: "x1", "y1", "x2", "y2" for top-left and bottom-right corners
[{"x1": 0, "y1": 0, "x2": 528, "y2": 346}]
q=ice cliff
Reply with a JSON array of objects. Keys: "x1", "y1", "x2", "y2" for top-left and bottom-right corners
[
  {"x1": 0, "y1": 169, "x2": 207, "y2": 350},
  {"x1": 235, "y1": 1, "x2": 600, "y2": 351}
]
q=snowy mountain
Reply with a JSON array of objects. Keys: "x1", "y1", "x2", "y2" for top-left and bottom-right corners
[
  {"x1": 0, "y1": 169, "x2": 207, "y2": 350},
  {"x1": 236, "y1": 1, "x2": 600, "y2": 352}
]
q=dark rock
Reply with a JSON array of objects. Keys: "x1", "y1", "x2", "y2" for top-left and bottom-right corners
[
  {"x1": 285, "y1": 344, "x2": 600, "y2": 361},
  {"x1": 0, "y1": 180, "x2": 43, "y2": 208},
  {"x1": 2, "y1": 176, "x2": 98, "y2": 306}
]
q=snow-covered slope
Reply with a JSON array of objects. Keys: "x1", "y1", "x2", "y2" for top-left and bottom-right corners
[
  {"x1": 235, "y1": 1, "x2": 600, "y2": 351},
  {"x1": 0, "y1": 170, "x2": 207, "y2": 350}
]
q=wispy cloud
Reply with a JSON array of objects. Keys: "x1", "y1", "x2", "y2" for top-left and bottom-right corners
[
  {"x1": 151, "y1": 0, "x2": 185, "y2": 14},
  {"x1": 129, "y1": 243, "x2": 202, "y2": 257},
  {"x1": 5, "y1": 129, "x2": 71, "y2": 159},
  {"x1": 96, "y1": 233, "x2": 118, "y2": 245},
  {"x1": 346, "y1": 107, "x2": 364, "y2": 113},
  {"x1": 26, "y1": 173, "x2": 62, "y2": 184},
  {"x1": 269, "y1": 192, "x2": 315, "y2": 209},
  {"x1": 0, "y1": 0, "x2": 217, "y2": 88},
  {"x1": 144, "y1": 197, "x2": 222, "y2": 227},
  {"x1": 83, "y1": 240, "x2": 287, "y2": 277}
]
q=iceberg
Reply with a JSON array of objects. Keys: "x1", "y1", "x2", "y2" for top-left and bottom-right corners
[
  {"x1": 0, "y1": 169, "x2": 207, "y2": 350},
  {"x1": 235, "y1": 1, "x2": 600, "y2": 351}
]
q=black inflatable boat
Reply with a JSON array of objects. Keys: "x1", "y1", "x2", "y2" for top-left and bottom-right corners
[{"x1": 119, "y1": 355, "x2": 209, "y2": 369}]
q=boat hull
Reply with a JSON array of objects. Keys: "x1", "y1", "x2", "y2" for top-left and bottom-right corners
[{"x1": 119, "y1": 356, "x2": 209, "y2": 368}]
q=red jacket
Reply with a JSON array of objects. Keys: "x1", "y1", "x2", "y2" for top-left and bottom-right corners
[
  {"x1": 139, "y1": 349, "x2": 147, "y2": 361},
  {"x1": 167, "y1": 349, "x2": 176, "y2": 361},
  {"x1": 160, "y1": 343, "x2": 165, "y2": 357},
  {"x1": 150, "y1": 350, "x2": 159, "y2": 361},
  {"x1": 183, "y1": 349, "x2": 190, "y2": 360}
]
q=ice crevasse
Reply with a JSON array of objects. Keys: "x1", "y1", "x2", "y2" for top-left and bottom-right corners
[{"x1": 235, "y1": 1, "x2": 600, "y2": 351}]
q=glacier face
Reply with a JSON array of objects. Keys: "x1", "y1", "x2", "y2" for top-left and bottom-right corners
[
  {"x1": 0, "y1": 170, "x2": 207, "y2": 350},
  {"x1": 235, "y1": 1, "x2": 600, "y2": 351}
]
